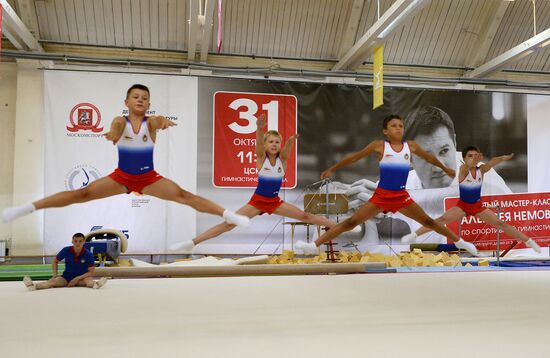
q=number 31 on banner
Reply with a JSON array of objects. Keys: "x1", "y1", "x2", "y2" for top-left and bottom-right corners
[{"x1": 213, "y1": 91, "x2": 297, "y2": 189}]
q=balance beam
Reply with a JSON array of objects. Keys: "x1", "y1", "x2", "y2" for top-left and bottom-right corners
[{"x1": 95, "y1": 262, "x2": 387, "y2": 278}]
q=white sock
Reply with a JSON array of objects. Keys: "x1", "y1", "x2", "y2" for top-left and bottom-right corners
[
  {"x1": 401, "y1": 232, "x2": 418, "y2": 244},
  {"x1": 23, "y1": 276, "x2": 36, "y2": 291},
  {"x1": 295, "y1": 240, "x2": 318, "y2": 255},
  {"x1": 222, "y1": 210, "x2": 250, "y2": 228},
  {"x1": 455, "y1": 238, "x2": 478, "y2": 256},
  {"x1": 93, "y1": 277, "x2": 108, "y2": 289},
  {"x1": 2, "y1": 203, "x2": 36, "y2": 223},
  {"x1": 350, "y1": 225, "x2": 362, "y2": 233},
  {"x1": 169, "y1": 240, "x2": 196, "y2": 253},
  {"x1": 525, "y1": 239, "x2": 542, "y2": 254}
]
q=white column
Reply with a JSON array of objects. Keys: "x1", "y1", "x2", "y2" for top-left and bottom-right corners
[
  {"x1": 11, "y1": 60, "x2": 45, "y2": 255},
  {"x1": 0, "y1": 63, "x2": 18, "y2": 243}
]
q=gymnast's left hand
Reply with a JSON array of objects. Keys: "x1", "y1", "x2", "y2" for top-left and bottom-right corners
[
  {"x1": 445, "y1": 168, "x2": 456, "y2": 178},
  {"x1": 104, "y1": 131, "x2": 121, "y2": 145},
  {"x1": 158, "y1": 118, "x2": 177, "y2": 130},
  {"x1": 68, "y1": 277, "x2": 80, "y2": 287},
  {"x1": 320, "y1": 169, "x2": 333, "y2": 180}
]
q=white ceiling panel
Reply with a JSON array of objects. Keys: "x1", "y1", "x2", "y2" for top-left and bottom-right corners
[{"x1": 3, "y1": 0, "x2": 548, "y2": 75}]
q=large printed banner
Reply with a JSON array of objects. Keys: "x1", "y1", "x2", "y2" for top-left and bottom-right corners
[
  {"x1": 43, "y1": 72, "x2": 198, "y2": 254},
  {"x1": 213, "y1": 91, "x2": 297, "y2": 188},
  {"x1": 444, "y1": 192, "x2": 550, "y2": 250}
]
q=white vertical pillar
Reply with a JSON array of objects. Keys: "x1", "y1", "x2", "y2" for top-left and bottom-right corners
[
  {"x1": 11, "y1": 59, "x2": 45, "y2": 255},
  {"x1": 0, "y1": 63, "x2": 18, "y2": 243}
]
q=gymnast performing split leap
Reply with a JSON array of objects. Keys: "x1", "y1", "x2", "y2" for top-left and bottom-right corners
[
  {"x1": 171, "y1": 113, "x2": 337, "y2": 252},
  {"x1": 295, "y1": 114, "x2": 479, "y2": 256},
  {"x1": 2, "y1": 84, "x2": 249, "y2": 228},
  {"x1": 401, "y1": 145, "x2": 541, "y2": 253}
]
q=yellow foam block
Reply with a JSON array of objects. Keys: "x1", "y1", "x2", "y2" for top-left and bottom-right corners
[
  {"x1": 338, "y1": 251, "x2": 351, "y2": 262},
  {"x1": 359, "y1": 255, "x2": 370, "y2": 263},
  {"x1": 281, "y1": 250, "x2": 295, "y2": 259},
  {"x1": 421, "y1": 253, "x2": 436, "y2": 266},
  {"x1": 387, "y1": 257, "x2": 402, "y2": 267},
  {"x1": 449, "y1": 254, "x2": 461, "y2": 265},
  {"x1": 369, "y1": 253, "x2": 386, "y2": 263},
  {"x1": 478, "y1": 259, "x2": 490, "y2": 266},
  {"x1": 402, "y1": 256, "x2": 419, "y2": 267},
  {"x1": 349, "y1": 252, "x2": 362, "y2": 263}
]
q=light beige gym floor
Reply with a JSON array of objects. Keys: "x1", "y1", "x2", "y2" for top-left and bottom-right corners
[{"x1": 2, "y1": 271, "x2": 549, "y2": 358}]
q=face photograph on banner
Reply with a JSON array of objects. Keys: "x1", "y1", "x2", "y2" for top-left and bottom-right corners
[
  {"x1": 197, "y1": 78, "x2": 537, "y2": 252},
  {"x1": 43, "y1": 72, "x2": 198, "y2": 254}
]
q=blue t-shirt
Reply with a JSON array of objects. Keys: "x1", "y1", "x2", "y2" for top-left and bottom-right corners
[{"x1": 56, "y1": 246, "x2": 95, "y2": 278}]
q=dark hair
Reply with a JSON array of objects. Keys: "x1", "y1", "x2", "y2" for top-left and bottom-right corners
[
  {"x1": 404, "y1": 106, "x2": 455, "y2": 143},
  {"x1": 382, "y1": 114, "x2": 403, "y2": 129},
  {"x1": 126, "y1": 84, "x2": 150, "y2": 99},
  {"x1": 461, "y1": 145, "x2": 481, "y2": 159},
  {"x1": 72, "y1": 232, "x2": 85, "y2": 239}
]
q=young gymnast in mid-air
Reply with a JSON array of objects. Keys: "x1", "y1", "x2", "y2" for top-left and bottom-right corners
[
  {"x1": 170, "y1": 114, "x2": 337, "y2": 252},
  {"x1": 2, "y1": 84, "x2": 249, "y2": 228},
  {"x1": 295, "y1": 114, "x2": 479, "y2": 256},
  {"x1": 401, "y1": 146, "x2": 541, "y2": 253}
]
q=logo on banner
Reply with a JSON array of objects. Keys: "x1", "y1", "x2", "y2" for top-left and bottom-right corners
[
  {"x1": 67, "y1": 103, "x2": 103, "y2": 133},
  {"x1": 65, "y1": 165, "x2": 102, "y2": 190}
]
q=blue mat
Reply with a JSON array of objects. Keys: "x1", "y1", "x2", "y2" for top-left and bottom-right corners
[{"x1": 491, "y1": 260, "x2": 550, "y2": 267}]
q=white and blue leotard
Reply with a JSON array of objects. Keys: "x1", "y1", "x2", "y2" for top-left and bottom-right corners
[
  {"x1": 117, "y1": 117, "x2": 155, "y2": 175},
  {"x1": 378, "y1": 141, "x2": 411, "y2": 191},
  {"x1": 254, "y1": 156, "x2": 285, "y2": 198}
]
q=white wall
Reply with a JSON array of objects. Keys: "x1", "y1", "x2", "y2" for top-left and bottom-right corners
[
  {"x1": 528, "y1": 95, "x2": 550, "y2": 192},
  {"x1": 11, "y1": 60, "x2": 45, "y2": 255},
  {"x1": 0, "y1": 63, "x2": 17, "y2": 243}
]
